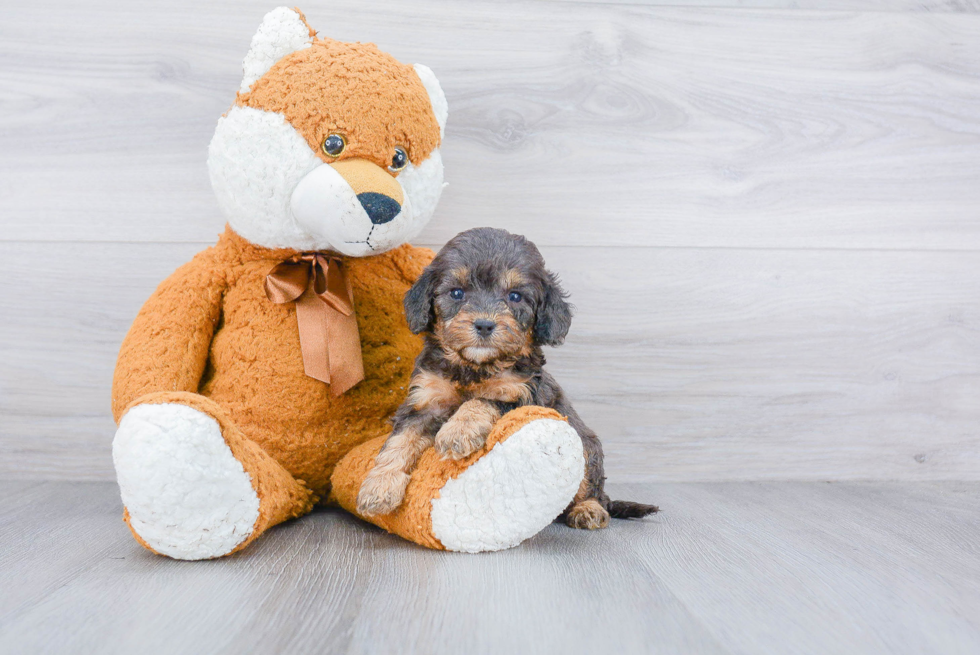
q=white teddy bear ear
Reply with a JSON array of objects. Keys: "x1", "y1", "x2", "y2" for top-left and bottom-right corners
[
  {"x1": 413, "y1": 64, "x2": 448, "y2": 139},
  {"x1": 239, "y1": 7, "x2": 315, "y2": 94}
]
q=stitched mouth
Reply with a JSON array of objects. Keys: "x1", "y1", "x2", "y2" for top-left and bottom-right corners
[{"x1": 344, "y1": 226, "x2": 377, "y2": 251}]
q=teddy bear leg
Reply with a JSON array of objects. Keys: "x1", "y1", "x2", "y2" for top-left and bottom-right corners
[
  {"x1": 113, "y1": 391, "x2": 316, "y2": 560},
  {"x1": 330, "y1": 406, "x2": 585, "y2": 552}
]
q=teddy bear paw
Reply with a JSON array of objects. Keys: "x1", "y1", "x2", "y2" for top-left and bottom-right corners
[
  {"x1": 429, "y1": 417, "x2": 585, "y2": 552},
  {"x1": 113, "y1": 403, "x2": 260, "y2": 560}
]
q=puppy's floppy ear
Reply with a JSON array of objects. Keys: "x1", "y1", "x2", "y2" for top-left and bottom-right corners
[
  {"x1": 404, "y1": 266, "x2": 438, "y2": 334},
  {"x1": 534, "y1": 272, "x2": 573, "y2": 346}
]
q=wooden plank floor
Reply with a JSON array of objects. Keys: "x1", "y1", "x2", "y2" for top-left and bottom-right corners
[{"x1": 2, "y1": 481, "x2": 978, "y2": 654}]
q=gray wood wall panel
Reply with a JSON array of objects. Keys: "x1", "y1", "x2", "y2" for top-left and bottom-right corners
[
  {"x1": 1, "y1": 1, "x2": 978, "y2": 482},
  {"x1": 2, "y1": 2, "x2": 980, "y2": 249},
  {"x1": 2, "y1": 241, "x2": 977, "y2": 481}
]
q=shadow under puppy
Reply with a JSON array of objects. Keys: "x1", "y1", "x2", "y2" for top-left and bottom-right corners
[{"x1": 357, "y1": 227, "x2": 658, "y2": 529}]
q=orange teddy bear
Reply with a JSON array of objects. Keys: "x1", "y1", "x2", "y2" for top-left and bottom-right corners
[{"x1": 111, "y1": 7, "x2": 585, "y2": 559}]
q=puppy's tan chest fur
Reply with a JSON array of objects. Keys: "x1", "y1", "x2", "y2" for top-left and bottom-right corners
[
  {"x1": 468, "y1": 372, "x2": 533, "y2": 404},
  {"x1": 408, "y1": 370, "x2": 532, "y2": 414}
]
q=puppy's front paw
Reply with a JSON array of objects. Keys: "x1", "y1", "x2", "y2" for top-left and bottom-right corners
[
  {"x1": 356, "y1": 469, "x2": 411, "y2": 516},
  {"x1": 435, "y1": 418, "x2": 489, "y2": 461},
  {"x1": 566, "y1": 499, "x2": 610, "y2": 530}
]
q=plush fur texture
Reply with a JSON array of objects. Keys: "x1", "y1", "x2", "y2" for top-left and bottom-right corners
[
  {"x1": 112, "y1": 8, "x2": 589, "y2": 558},
  {"x1": 237, "y1": 39, "x2": 441, "y2": 170},
  {"x1": 239, "y1": 6, "x2": 314, "y2": 94}
]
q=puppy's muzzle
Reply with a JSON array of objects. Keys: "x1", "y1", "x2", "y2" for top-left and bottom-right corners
[{"x1": 473, "y1": 318, "x2": 496, "y2": 338}]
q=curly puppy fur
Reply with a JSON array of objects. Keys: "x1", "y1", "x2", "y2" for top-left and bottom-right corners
[{"x1": 357, "y1": 227, "x2": 658, "y2": 527}]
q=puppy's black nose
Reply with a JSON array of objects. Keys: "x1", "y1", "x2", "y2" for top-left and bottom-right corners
[
  {"x1": 357, "y1": 192, "x2": 401, "y2": 225},
  {"x1": 473, "y1": 319, "x2": 496, "y2": 337}
]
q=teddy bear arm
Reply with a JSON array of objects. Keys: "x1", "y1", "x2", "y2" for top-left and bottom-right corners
[{"x1": 111, "y1": 248, "x2": 228, "y2": 422}]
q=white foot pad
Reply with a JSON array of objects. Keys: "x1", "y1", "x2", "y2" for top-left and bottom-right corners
[
  {"x1": 430, "y1": 418, "x2": 585, "y2": 553},
  {"x1": 112, "y1": 403, "x2": 260, "y2": 560}
]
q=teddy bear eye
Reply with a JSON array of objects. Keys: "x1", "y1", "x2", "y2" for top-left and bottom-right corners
[
  {"x1": 508, "y1": 291, "x2": 523, "y2": 303},
  {"x1": 321, "y1": 134, "x2": 346, "y2": 157},
  {"x1": 450, "y1": 288, "x2": 465, "y2": 300},
  {"x1": 389, "y1": 146, "x2": 409, "y2": 172}
]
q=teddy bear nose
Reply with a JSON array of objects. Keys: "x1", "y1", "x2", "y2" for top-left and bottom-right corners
[{"x1": 357, "y1": 192, "x2": 401, "y2": 225}]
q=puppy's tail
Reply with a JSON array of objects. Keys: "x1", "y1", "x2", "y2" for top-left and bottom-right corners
[{"x1": 607, "y1": 499, "x2": 659, "y2": 520}]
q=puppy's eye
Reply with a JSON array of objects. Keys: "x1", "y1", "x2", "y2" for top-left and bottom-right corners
[
  {"x1": 450, "y1": 288, "x2": 465, "y2": 300},
  {"x1": 321, "y1": 134, "x2": 346, "y2": 157},
  {"x1": 389, "y1": 146, "x2": 409, "y2": 172},
  {"x1": 508, "y1": 291, "x2": 523, "y2": 303}
]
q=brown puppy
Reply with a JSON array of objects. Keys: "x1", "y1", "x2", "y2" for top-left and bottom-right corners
[{"x1": 357, "y1": 227, "x2": 658, "y2": 528}]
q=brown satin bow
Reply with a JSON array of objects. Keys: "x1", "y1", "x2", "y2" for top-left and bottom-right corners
[{"x1": 264, "y1": 253, "x2": 364, "y2": 396}]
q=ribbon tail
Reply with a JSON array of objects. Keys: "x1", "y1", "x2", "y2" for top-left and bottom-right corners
[
  {"x1": 294, "y1": 291, "x2": 332, "y2": 385},
  {"x1": 324, "y1": 303, "x2": 365, "y2": 396},
  {"x1": 273, "y1": 253, "x2": 363, "y2": 395}
]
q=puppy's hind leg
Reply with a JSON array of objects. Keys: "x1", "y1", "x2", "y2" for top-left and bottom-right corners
[
  {"x1": 357, "y1": 426, "x2": 433, "y2": 516},
  {"x1": 558, "y1": 420, "x2": 610, "y2": 529},
  {"x1": 566, "y1": 494, "x2": 612, "y2": 530},
  {"x1": 564, "y1": 428, "x2": 658, "y2": 529}
]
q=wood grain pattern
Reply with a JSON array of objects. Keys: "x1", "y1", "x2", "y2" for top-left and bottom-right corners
[
  {"x1": 2, "y1": 1, "x2": 979, "y2": 248},
  {"x1": 2, "y1": 241, "x2": 977, "y2": 481},
  {"x1": 1, "y1": 481, "x2": 978, "y2": 654},
  {"x1": 1, "y1": 1, "x2": 978, "y2": 482}
]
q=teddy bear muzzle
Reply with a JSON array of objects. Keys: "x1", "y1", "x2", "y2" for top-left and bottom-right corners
[
  {"x1": 330, "y1": 158, "x2": 404, "y2": 225},
  {"x1": 291, "y1": 158, "x2": 412, "y2": 256}
]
